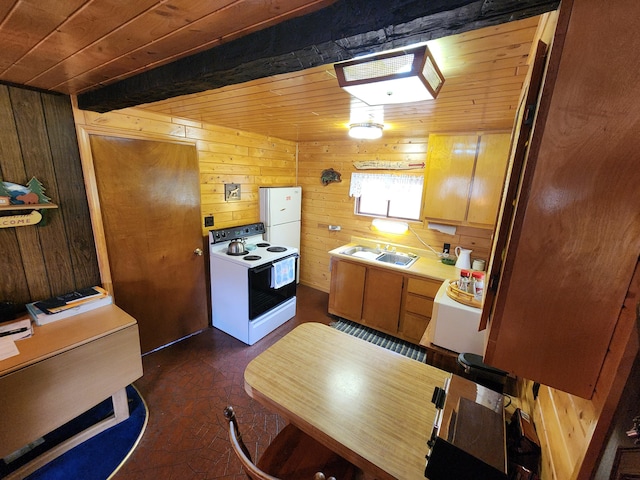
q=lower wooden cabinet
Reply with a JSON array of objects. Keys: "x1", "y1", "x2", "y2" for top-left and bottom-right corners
[
  {"x1": 362, "y1": 267, "x2": 404, "y2": 334},
  {"x1": 400, "y1": 276, "x2": 441, "y2": 343},
  {"x1": 328, "y1": 258, "x2": 366, "y2": 321},
  {"x1": 329, "y1": 257, "x2": 443, "y2": 343}
]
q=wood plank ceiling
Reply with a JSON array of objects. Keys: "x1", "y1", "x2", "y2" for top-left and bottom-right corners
[
  {"x1": 140, "y1": 16, "x2": 542, "y2": 142},
  {"x1": 0, "y1": 0, "x2": 334, "y2": 94},
  {"x1": 0, "y1": 1, "x2": 549, "y2": 142}
]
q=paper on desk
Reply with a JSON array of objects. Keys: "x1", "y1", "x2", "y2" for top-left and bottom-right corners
[
  {"x1": 0, "y1": 338, "x2": 19, "y2": 361},
  {"x1": 0, "y1": 318, "x2": 32, "y2": 341}
]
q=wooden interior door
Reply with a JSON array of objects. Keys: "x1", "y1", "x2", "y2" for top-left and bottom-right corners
[{"x1": 89, "y1": 135, "x2": 207, "y2": 353}]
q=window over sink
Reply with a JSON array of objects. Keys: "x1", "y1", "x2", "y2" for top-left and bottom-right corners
[{"x1": 349, "y1": 173, "x2": 423, "y2": 220}]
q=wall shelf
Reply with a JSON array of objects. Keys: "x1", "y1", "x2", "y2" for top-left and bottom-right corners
[
  {"x1": 0, "y1": 204, "x2": 58, "y2": 228},
  {"x1": 0, "y1": 203, "x2": 58, "y2": 211}
]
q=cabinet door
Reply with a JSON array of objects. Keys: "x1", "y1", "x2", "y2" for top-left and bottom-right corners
[
  {"x1": 328, "y1": 259, "x2": 366, "y2": 321},
  {"x1": 484, "y1": 1, "x2": 640, "y2": 398},
  {"x1": 423, "y1": 135, "x2": 478, "y2": 223},
  {"x1": 362, "y1": 267, "x2": 403, "y2": 334},
  {"x1": 467, "y1": 133, "x2": 511, "y2": 226}
]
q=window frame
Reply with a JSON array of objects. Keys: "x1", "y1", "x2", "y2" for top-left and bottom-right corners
[{"x1": 350, "y1": 172, "x2": 424, "y2": 221}]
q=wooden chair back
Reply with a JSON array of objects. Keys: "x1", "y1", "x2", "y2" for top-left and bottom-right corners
[{"x1": 224, "y1": 406, "x2": 340, "y2": 480}]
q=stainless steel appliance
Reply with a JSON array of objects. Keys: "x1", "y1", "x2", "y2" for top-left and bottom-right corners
[{"x1": 209, "y1": 222, "x2": 298, "y2": 345}]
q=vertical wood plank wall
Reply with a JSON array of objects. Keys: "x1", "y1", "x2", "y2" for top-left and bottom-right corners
[
  {"x1": 296, "y1": 139, "x2": 494, "y2": 292},
  {"x1": 0, "y1": 85, "x2": 100, "y2": 306}
]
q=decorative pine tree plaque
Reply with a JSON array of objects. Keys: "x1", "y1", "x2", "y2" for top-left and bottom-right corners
[{"x1": 0, "y1": 177, "x2": 58, "y2": 228}]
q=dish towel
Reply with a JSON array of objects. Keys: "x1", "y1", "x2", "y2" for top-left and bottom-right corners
[{"x1": 271, "y1": 256, "x2": 296, "y2": 289}]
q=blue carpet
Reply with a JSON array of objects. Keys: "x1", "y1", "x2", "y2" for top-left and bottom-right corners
[
  {"x1": 1, "y1": 385, "x2": 147, "y2": 480},
  {"x1": 331, "y1": 318, "x2": 427, "y2": 362}
]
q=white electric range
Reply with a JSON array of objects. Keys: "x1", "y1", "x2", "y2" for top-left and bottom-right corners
[{"x1": 209, "y1": 222, "x2": 298, "y2": 345}]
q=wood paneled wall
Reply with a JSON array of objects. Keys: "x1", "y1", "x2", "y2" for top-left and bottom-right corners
[
  {"x1": 297, "y1": 138, "x2": 494, "y2": 292},
  {"x1": 71, "y1": 105, "x2": 297, "y2": 234},
  {"x1": 0, "y1": 85, "x2": 100, "y2": 307}
]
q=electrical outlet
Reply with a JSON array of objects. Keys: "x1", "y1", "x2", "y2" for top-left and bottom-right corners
[
  {"x1": 204, "y1": 215, "x2": 214, "y2": 227},
  {"x1": 443, "y1": 243, "x2": 450, "y2": 254}
]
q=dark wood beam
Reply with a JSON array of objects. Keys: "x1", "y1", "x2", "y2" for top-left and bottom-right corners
[{"x1": 77, "y1": 0, "x2": 559, "y2": 113}]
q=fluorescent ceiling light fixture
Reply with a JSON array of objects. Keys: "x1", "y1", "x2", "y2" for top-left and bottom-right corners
[
  {"x1": 372, "y1": 218, "x2": 408, "y2": 234},
  {"x1": 334, "y1": 45, "x2": 445, "y2": 105},
  {"x1": 349, "y1": 122, "x2": 384, "y2": 139}
]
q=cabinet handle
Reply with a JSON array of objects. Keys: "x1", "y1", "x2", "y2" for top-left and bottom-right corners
[{"x1": 194, "y1": 248, "x2": 203, "y2": 256}]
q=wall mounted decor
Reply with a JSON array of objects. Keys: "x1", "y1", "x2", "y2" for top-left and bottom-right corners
[
  {"x1": 225, "y1": 183, "x2": 241, "y2": 202},
  {"x1": 321, "y1": 168, "x2": 342, "y2": 186},
  {"x1": 353, "y1": 160, "x2": 426, "y2": 170},
  {"x1": 0, "y1": 177, "x2": 57, "y2": 227}
]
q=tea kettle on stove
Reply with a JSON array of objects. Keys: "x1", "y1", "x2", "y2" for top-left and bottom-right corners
[
  {"x1": 228, "y1": 238, "x2": 246, "y2": 255},
  {"x1": 454, "y1": 246, "x2": 472, "y2": 269}
]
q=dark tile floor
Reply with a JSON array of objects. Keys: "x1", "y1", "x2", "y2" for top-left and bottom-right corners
[{"x1": 113, "y1": 285, "x2": 336, "y2": 480}]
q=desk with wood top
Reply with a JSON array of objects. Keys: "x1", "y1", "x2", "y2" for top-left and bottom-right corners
[
  {"x1": 0, "y1": 304, "x2": 143, "y2": 478},
  {"x1": 244, "y1": 323, "x2": 451, "y2": 480}
]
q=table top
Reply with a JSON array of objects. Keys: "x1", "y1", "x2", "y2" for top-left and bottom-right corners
[
  {"x1": 0, "y1": 304, "x2": 137, "y2": 376},
  {"x1": 244, "y1": 322, "x2": 451, "y2": 480}
]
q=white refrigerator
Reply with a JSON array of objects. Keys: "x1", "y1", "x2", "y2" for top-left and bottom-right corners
[{"x1": 259, "y1": 186, "x2": 301, "y2": 281}]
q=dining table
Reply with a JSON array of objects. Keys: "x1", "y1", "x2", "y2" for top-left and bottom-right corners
[{"x1": 244, "y1": 322, "x2": 452, "y2": 480}]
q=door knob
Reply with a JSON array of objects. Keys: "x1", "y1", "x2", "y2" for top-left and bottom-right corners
[{"x1": 194, "y1": 248, "x2": 203, "y2": 256}]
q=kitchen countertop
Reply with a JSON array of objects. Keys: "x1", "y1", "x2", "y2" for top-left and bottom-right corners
[{"x1": 328, "y1": 237, "x2": 458, "y2": 282}]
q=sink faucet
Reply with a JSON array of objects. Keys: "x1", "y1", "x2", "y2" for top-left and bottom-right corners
[{"x1": 384, "y1": 244, "x2": 396, "y2": 252}]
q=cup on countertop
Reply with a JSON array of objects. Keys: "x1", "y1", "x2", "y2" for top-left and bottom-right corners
[{"x1": 472, "y1": 259, "x2": 486, "y2": 271}]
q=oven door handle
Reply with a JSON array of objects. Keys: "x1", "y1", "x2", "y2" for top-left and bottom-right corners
[
  {"x1": 249, "y1": 253, "x2": 299, "y2": 274},
  {"x1": 251, "y1": 264, "x2": 273, "y2": 274}
]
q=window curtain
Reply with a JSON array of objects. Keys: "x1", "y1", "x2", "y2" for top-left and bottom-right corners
[{"x1": 349, "y1": 173, "x2": 423, "y2": 199}]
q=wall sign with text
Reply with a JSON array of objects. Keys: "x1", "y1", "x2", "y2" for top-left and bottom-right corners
[{"x1": 0, "y1": 177, "x2": 57, "y2": 228}]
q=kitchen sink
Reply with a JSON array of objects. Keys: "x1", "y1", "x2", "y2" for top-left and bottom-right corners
[
  {"x1": 375, "y1": 252, "x2": 418, "y2": 267},
  {"x1": 340, "y1": 245, "x2": 419, "y2": 267},
  {"x1": 340, "y1": 245, "x2": 380, "y2": 256}
]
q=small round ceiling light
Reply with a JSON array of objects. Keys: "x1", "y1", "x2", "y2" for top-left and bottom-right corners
[{"x1": 348, "y1": 122, "x2": 384, "y2": 140}]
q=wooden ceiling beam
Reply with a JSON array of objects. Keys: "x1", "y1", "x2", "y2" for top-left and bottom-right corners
[{"x1": 77, "y1": 0, "x2": 558, "y2": 113}]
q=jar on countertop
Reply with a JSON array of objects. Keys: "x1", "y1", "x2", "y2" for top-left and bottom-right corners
[
  {"x1": 459, "y1": 269, "x2": 471, "y2": 293},
  {"x1": 472, "y1": 271, "x2": 485, "y2": 301}
]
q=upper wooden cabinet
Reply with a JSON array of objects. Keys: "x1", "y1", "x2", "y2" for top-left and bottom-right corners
[
  {"x1": 423, "y1": 133, "x2": 511, "y2": 228},
  {"x1": 484, "y1": 0, "x2": 640, "y2": 399},
  {"x1": 467, "y1": 134, "x2": 512, "y2": 225}
]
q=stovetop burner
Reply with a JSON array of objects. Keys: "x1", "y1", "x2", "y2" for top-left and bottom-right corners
[{"x1": 209, "y1": 225, "x2": 297, "y2": 269}]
